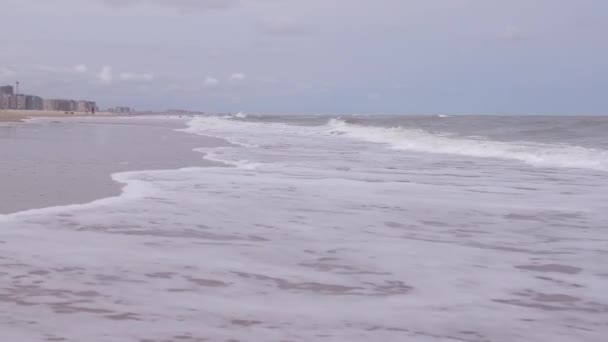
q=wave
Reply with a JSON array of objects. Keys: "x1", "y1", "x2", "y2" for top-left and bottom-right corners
[
  {"x1": 180, "y1": 116, "x2": 258, "y2": 148},
  {"x1": 325, "y1": 119, "x2": 608, "y2": 171},
  {"x1": 181, "y1": 116, "x2": 608, "y2": 172},
  {"x1": 0, "y1": 170, "x2": 157, "y2": 221},
  {"x1": 193, "y1": 147, "x2": 262, "y2": 170}
]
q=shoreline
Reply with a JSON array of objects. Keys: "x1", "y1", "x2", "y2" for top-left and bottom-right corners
[
  {"x1": 0, "y1": 116, "x2": 229, "y2": 214},
  {"x1": 0, "y1": 109, "x2": 116, "y2": 122}
]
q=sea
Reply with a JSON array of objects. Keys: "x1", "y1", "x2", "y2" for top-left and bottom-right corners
[{"x1": 0, "y1": 114, "x2": 607, "y2": 341}]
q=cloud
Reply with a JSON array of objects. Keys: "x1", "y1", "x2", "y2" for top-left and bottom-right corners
[
  {"x1": 500, "y1": 24, "x2": 524, "y2": 41},
  {"x1": 75, "y1": 64, "x2": 88, "y2": 73},
  {"x1": 35, "y1": 64, "x2": 89, "y2": 73},
  {"x1": 119, "y1": 72, "x2": 155, "y2": 81},
  {"x1": 101, "y1": 0, "x2": 240, "y2": 12},
  {"x1": 204, "y1": 76, "x2": 219, "y2": 87},
  {"x1": 97, "y1": 67, "x2": 154, "y2": 84},
  {"x1": 260, "y1": 16, "x2": 305, "y2": 35},
  {"x1": 230, "y1": 72, "x2": 245, "y2": 81},
  {"x1": 98, "y1": 65, "x2": 113, "y2": 84}
]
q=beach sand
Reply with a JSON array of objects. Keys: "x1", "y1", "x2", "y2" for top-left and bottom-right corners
[
  {"x1": 0, "y1": 116, "x2": 228, "y2": 214},
  {"x1": 0, "y1": 109, "x2": 114, "y2": 122}
]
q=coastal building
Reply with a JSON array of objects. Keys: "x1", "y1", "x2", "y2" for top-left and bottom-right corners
[
  {"x1": 43, "y1": 99, "x2": 77, "y2": 112},
  {"x1": 0, "y1": 84, "x2": 97, "y2": 112},
  {"x1": 0, "y1": 85, "x2": 14, "y2": 96},
  {"x1": 13, "y1": 95, "x2": 27, "y2": 110},
  {"x1": 42, "y1": 99, "x2": 55, "y2": 111},
  {"x1": 0, "y1": 92, "x2": 40, "y2": 110},
  {"x1": 0, "y1": 94, "x2": 11, "y2": 109},
  {"x1": 108, "y1": 106, "x2": 134, "y2": 113},
  {"x1": 77, "y1": 100, "x2": 97, "y2": 113},
  {"x1": 25, "y1": 95, "x2": 44, "y2": 110}
]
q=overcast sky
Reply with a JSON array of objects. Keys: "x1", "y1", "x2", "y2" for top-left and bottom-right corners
[{"x1": 1, "y1": 0, "x2": 606, "y2": 114}]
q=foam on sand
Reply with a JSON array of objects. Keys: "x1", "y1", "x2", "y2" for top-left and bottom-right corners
[{"x1": 1, "y1": 115, "x2": 606, "y2": 341}]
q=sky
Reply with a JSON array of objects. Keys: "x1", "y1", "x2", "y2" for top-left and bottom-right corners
[{"x1": 0, "y1": 0, "x2": 607, "y2": 115}]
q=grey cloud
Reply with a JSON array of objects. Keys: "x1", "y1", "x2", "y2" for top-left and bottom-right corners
[
  {"x1": 204, "y1": 76, "x2": 219, "y2": 87},
  {"x1": 98, "y1": 66, "x2": 113, "y2": 84},
  {"x1": 120, "y1": 72, "x2": 155, "y2": 81},
  {"x1": 2, "y1": 0, "x2": 605, "y2": 114},
  {"x1": 230, "y1": 73, "x2": 245, "y2": 81}
]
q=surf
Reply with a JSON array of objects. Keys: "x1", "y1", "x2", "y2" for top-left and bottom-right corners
[{"x1": 325, "y1": 119, "x2": 608, "y2": 172}]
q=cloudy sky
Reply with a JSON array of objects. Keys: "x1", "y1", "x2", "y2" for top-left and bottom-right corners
[{"x1": 0, "y1": 0, "x2": 606, "y2": 114}]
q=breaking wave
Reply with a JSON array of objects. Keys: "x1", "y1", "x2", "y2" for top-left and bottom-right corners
[{"x1": 326, "y1": 119, "x2": 608, "y2": 171}]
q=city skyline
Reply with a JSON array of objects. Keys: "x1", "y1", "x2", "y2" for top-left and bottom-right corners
[
  {"x1": 0, "y1": 82, "x2": 97, "y2": 112},
  {"x1": 0, "y1": 0, "x2": 607, "y2": 115}
]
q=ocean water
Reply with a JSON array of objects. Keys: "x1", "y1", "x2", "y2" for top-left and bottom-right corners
[{"x1": 1, "y1": 115, "x2": 607, "y2": 341}]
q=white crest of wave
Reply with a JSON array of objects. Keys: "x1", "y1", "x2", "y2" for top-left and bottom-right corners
[
  {"x1": 180, "y1": 116, "x2": 258, "y2": 147},
  {"x1": 326, "y1": 119, "x2": 608, "y2": 171},
  {"x1": 194, "y1": 147, "x2": 262, "y2": 170}
]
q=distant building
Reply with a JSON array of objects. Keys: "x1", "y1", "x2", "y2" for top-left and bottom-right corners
[
  {"x1": 77, "y1": 100, "x2": 97, "y2": 113},
  {"x1": 0, "y1": 85, "x2": 14, "y2": 96},
  {"x1": 43, "y1": 99, "x2": 77, "y2": 112},
  {"x1": 0, "y1": 84, "x2": 96, "y2": 112},
  {"x1": 25, "y1": 95, "x2": 44, "y2": 110},
  {"x1": 14, "y1": 95, "x2": 27, "y2": 110},
  {"x1": 0, "y1": 93, "x2": 40, "y2": 110},
  {"x1": 108, "y1": 106, "x2": 134, "y2": 113},
  {"x1": 0, "y1": 94, "x2": 11, "y2": 109},
  {"x1": 42, "y1": 99, "x2": 56, "y2": 111}
]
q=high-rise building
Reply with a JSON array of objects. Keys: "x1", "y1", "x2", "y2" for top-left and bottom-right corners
[
  {"x1": 43, "y1": 99, "x2": 78, "y2": 112},
  {"x1": 77, "y1": 100, "x2": 97, "y2": 112},
  {"x1": 42, "y1": 99, "x2": 56, "y2": 111},
  {"x1": 0, "y1": 92, "x2": 36, "y2": 110},
  {"x1": 1, "y1": 84, "x2": 96, "y2": 112},
  {"x1": 25, "y1": 95, "x2": 44, "y2": 110},
  {"x1": 14, "y1": 95, "x2": 27, "y2": 110},
  {"x1": 0, "y1": 94, "x2": 11, "y2": 109},
  {"x1": 0, "y1": 85, "x2": 14, "y2": 96}
]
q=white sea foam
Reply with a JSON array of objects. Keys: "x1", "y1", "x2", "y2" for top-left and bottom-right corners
[
  {"x1": 0, "y1": 171, "x2": 156, "y2": 222},
  {"x1": 326, "y1": 119, "x2": 608, "y2": 171},
  {"x1": 194, "y1": 147, "x2": 263, "y2": 170},
  {"x1": 180, "y1": 116, "x2": 260, "y2": 147},
  {"x1": 1, "y1": 115, "x2": 607, "y2": 341}
]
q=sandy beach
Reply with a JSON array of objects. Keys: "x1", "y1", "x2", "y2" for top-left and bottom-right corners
[
  {"x1": 0, "y1": 110, "x2": 115, "y2": 122},
  {"x1": 0, "y1": 116, "x2": 227, "y2": 214}
]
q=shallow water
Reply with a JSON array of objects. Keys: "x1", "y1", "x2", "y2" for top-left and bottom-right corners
[
  {"x1": 0, "y1": 115, "x2": 607, "y2": 341},
  {"x1": 0, "y1": 117, "x2": 224, "y2": 213}
]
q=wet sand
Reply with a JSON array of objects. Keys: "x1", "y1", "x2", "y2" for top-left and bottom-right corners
[
  {"x1": 0, "y1": 110, "x2": 115, "y2": 122},
  {"x1": 0, "y1": 117, "x2": 228, "y2": 214}
]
